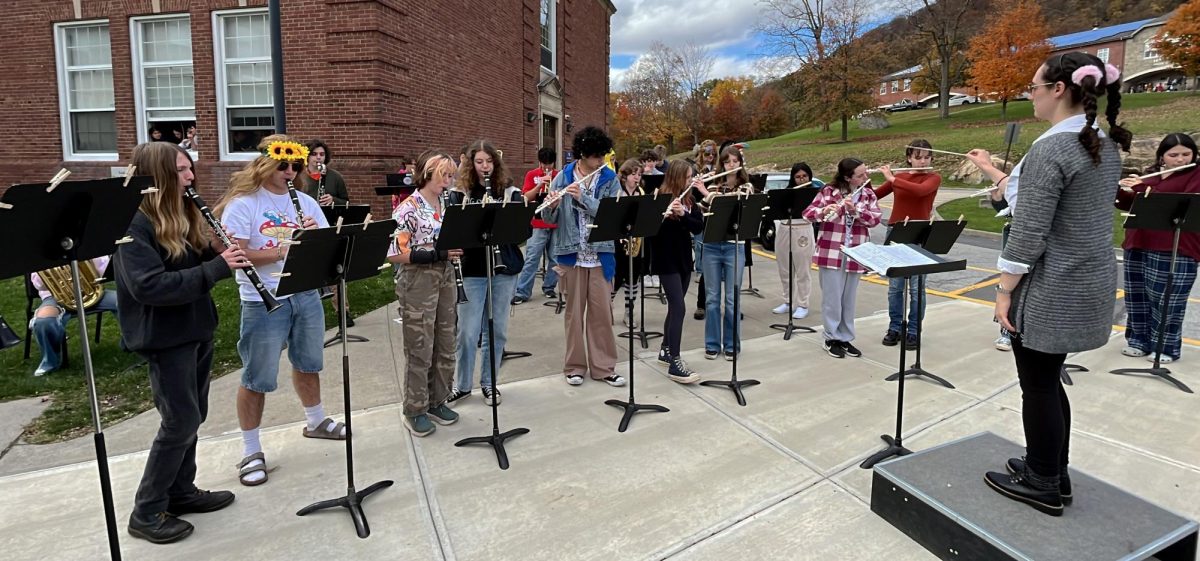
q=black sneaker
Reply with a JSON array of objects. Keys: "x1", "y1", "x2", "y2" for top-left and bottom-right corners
[
  {"x1": 166, "y1": 489, "x2": 235, "y2": 516},
  {"x1": 842, "y1": 342, "x2": 862, "y2": 358},
  {"x1": 481, "y1": 386, "x2": 502, "y2": 405},
  {"x1": 693, "y1": 308, "x2": 705, "y2": 320},
  {"x1": 511, "y1": 295, "x2": 529, "y2": 305},
  {"x1": 824, "y1": 340, "x2": 846, "y2": 358},
  {"x1": 905, "y1": 334, "x2": 919, "y2": 350},
  {"x1": 704, "y1": 349, "x2": 720, "y2": 360},
  {"x1": 445, "y1": 388, "x2": 471, "y2": 404},
  {"x1": 346, "y1": 316, "x2": 356, "y2": 328},
  {"x1": 984, "y1": 465, "x2": 1063, "y2": 516},
  {"x1": 128, "y1": 512, "x2": 194, "y2": 544},
  {"x1": 882, "y1": 330, "x2": 900, "y2": 346},
  {"x1": 657, "y1": 347, "x2": 671, "y2": 364},
  {"x1": 724, "y1": 351, "x2": 736, "y2": 362},
  {"x1": 1007, "y1": 457, "x2": 1072, "y2": 505},
  {"x1": 667, "y1": 356, "x2": 701, "y2": 384},
  {"x1": 543, "y1": 289, "x2": 557, "y2": 299}
]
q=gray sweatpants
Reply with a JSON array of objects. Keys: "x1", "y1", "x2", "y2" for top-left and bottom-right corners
[{"x1": 819, "y1": 265, "x2": 861, "y2": 342}]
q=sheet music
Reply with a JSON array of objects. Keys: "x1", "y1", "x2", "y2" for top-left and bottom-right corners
[{"x1": 841, "y1": 242, "x2": 936, "y2": 275}]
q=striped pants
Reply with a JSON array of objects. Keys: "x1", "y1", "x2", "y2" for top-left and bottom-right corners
[{"x1": 1123, "y1": 248, "x2": 1197, "y2": 360}]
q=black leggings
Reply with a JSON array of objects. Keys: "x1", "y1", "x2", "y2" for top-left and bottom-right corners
[
  {"x1": 1012, "y1": 338, "x2": 1071, "y2": 477},
  {"x1": 660, "y1": 272, "x2": 691, "y2": 356}
]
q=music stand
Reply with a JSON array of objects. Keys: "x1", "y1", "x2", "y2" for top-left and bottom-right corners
[
  {"x1": 0, "y1": 175, "x2": 152, "y2": 560},
  {"x1": 764, "y1": 188, "x2": 820, "y2": 340},
  {"x1": 319, "y1": 206, "x2": 372, "y2": 347},
  {"x1": 589, "y1": 193, "x2": 671, "y2": 431},
  {"x1": 1110, "y1": 193, "x2": 1198, "y2": 393},
  {"x1": 619, "y1": 237, "x2": 665, "y2": 349},
  {"x1": 699, "y1": 193, "x2": 768, "y2": 406},
  {"x1": 847, "y1": 243, "x2": 966, "y2": 469},
  {"x1": 281, "y1": 219, "x2": 398, "y2": 538},
  {"x1": 438, "y1": 199, "x2": 534, "y2": 469},
  {"x1": 881, "y1": 220, "x2": 965, "y2": 389}
]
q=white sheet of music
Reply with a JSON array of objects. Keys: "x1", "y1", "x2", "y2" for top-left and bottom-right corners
[{"x1": 842, "y1": 242, "x2": 936, "y2": 275}]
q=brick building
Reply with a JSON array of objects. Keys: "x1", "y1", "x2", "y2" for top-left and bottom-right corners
[{"x1": 0, "y1": 0, "x2": 616, "y2": 214}]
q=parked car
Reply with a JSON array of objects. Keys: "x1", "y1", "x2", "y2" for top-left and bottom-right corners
[
  {"x1": 947, "y1": 94, "x2": 979, "y2": 107},
  {"x1": 757, "y1": 173, "x2": 792, "y2": 252},
  {"x1": 885, "y1": 99, "x2": 919, "y2": 112}
]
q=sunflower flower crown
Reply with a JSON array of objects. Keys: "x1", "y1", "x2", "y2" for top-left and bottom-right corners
[{"x1": 263, "y1": 141, "x2": 309, "y2": 162}]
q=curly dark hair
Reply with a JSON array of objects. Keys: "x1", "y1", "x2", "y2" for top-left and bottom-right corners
[
  {"x1": 1040, "y1": 52, "x2": 1133, "y2": 164},
  {"x1": 571, "y1": 126, "x2": 613, "y2": 159},
  {"x1": 305, "y1": 138, "x2": 331, "y2": 164}
]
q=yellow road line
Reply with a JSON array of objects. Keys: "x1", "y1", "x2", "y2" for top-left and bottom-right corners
[{"x1": 948, "y1": 276, "x2": 1000, "y2": 295}]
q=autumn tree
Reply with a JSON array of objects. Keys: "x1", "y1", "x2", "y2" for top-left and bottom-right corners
[
  {"x1": 708, "y1": 77, "x2": 754, "y2": 140},
  {"x1": 1157, "y1": 0, "x2": 1200, "y2": 85},
  {"x1": 966, "y1": 0, "x2": 1052, "y2": 118},
  {"x1": 751, "y1": 87, "x2": 792, "y2": 138}
]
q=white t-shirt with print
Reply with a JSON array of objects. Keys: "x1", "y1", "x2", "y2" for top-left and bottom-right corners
[{"x1": 223, "y1": 187, "x2": 329, "y2": 301}]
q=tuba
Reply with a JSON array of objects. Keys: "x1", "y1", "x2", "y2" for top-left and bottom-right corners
[{"x1": 38, "y1": 261, "x2": 105, "y2": 312}]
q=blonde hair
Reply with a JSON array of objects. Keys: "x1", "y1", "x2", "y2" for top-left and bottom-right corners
[
  {"x1": 214, "y1": 133, "x2": 303, "y2": 218},
  {"x1": 129, "y1": 142, "x2": 207, "y2": 261},
  {"x1": 414, "y1": 150, "x2": 458, "y2": 190}
]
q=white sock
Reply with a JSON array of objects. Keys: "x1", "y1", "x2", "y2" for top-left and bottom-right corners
[
  {"x1": 241, "y1": 428, "x2": 265, "y2": 483},
  {"x1": 304, "y1": 403, "x2": 326, "y2": 431}
]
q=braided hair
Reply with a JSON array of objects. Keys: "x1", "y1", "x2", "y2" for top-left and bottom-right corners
[{"x1": 1039, "y1": 52, "x2": 1132, "y2": 164}]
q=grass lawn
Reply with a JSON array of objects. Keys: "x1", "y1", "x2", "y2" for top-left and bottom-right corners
[
  {"x1": 937, "y1": 197, "x2": 1127, "y2": 247},
  {"x1": 0, "y1": 270, "x2": 398, "y2": 442}
]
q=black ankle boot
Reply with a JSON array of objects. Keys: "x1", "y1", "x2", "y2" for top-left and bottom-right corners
[
  {"x1": 1007, "y1": 457, "x2": 1072, "y2": 505},
  {"x1": 128, "y1": 512, "x2": 194, "y2": 544},
  {"x1": 984, "y1": 463, "x2": 1063, "y2": 516}
]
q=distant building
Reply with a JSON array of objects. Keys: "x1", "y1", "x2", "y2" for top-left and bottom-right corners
[
  {"x1": 1046, "y1": 14, "x2": 1190, "y2": 93},
  {"x1": 873, "y1": 65, "x2": 969, "y2": 107}
]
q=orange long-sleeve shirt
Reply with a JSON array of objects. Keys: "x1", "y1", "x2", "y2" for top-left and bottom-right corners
[{"x1": 874, "y1": 171, "x2": 942, "y2": 224}]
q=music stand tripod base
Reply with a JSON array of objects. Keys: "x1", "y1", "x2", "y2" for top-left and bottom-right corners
[
  {"x1": 296, "y1": 479, "x2": 395, "y2": 538},
  {"x1": 884, "y1": 365, "x2": 955, "y2": 389},
  {"x1": 324, "y1": 331, "x2": 368, "y2": 348},
  {"x1": 1060, "y1": 362, "x2": 1087, "y2": 386},
  {"x1": 860, "y1": 434, "x2": 912, "y2": 469},
  {"x1": 769, "y1": 322, "x2": 816, "y2": 340},
  {"x1": 1110, "y1": 365, "x2": 1194, "y2": 393}
]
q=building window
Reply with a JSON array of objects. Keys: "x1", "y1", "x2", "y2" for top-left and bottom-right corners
[
  {"x1": 891, "y1": 80, "x2": 899, "y2": 93},
  {"x1": 1096, "y1": 48, "x2": 1109, "y2": 63},
  {"x1": 132, "y1": 16, "x2": 196, "y2": 154},
  {"x1": 214, "y1": 9, "x2": 274, "y2": 159},
  {"x1": 540, "y1": 0, "x2": 556, "y2": 72},
  {"x1": 880, "y1": 82, "x2": 887, "y2": 95},
  {"x1": 55, "y1": 21, "x2": 117, "y2": 160},
  {"x1": 1145, "y1": 39, "x2": 1160, "y2": 60},
  {"x1": 903, "y1": 78, "x2": 912, "y2": 91}
]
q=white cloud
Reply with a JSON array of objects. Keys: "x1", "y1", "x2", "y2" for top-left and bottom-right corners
[{"x1": 610, "y1": 0, "x2": 764, "y2": 58}]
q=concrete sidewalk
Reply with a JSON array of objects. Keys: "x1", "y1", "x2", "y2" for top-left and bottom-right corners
[{"x1": 1, "y1": 213, "x2": 1198, "y2": 560}]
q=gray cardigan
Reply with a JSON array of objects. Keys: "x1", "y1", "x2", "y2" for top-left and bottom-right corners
[{"x1": 1005, "y1": 133, "x2": 1121, "y2": 354}]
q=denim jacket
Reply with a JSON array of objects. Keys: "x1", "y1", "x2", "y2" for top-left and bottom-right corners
[{"x1": 543, "y1": 162, "x2": 620, "y2": 257}]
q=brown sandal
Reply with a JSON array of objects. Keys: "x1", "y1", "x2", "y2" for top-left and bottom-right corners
[
  {"x1": 302, "y1": 417, "x2": 347, "y2": 440},
  {"x1": 237, "y1": 452, "x2": 269, "y2": 487}
]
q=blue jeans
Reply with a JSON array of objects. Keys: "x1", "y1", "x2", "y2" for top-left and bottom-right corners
[
  {"x1": 887, "y1": 275, "x2": 925, "y2": 336},
  {"x1": 237, "y1": 290, "x2": 325, "y2": 393},
  {"x1": 455, "y1": 274, "x2": 516, "y2": 390},
  {"x1": 33, "y1": 291, "x2": 119, "y2": 373},
  {"x1": 514, "y1": 228, "x2": 558, "y2": 299},
  {"x1": 701, "y1": 242, "x2": 744, "y2": 353}
]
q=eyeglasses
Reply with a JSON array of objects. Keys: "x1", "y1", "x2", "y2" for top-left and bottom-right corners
[
  {"x1": 1027, "y1": 82, "x2": 1055, "y2": 93},
  {"x1": 276, "y1": 161, "x2": 304, "y2": 173}
]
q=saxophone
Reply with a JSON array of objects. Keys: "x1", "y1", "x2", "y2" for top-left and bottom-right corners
[{"x1": 38, "y1": 261, "x2": 105, "y2": 312}]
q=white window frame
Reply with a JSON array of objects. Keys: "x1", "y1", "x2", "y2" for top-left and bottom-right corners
[
  {"x1": 54, "y1": 19, "x2": 117, "y2": 161},
  {"x1": 880, "y1": 82, "x2": 887, "y2": 95},
  {"x1": 540, "y1": 0, "x2": 556, "y2": 73},
  {"x1": 891, "y1": 80, "x2": 899, "y2": 93},
  {"x1": 131, "y1": 14, "x2": 198, "y2": 159},
  {"x1": 1145, "y1": 39, "x2": 1161, "y2": 60},
  {"x1": 1096, "y1": 48, "x2": 1109, "y2": 63},
  {"x1": 213, "y1": 7, "x2": 273, "y2": 161},
  {"x1": 903, "y1": 78, "x2": 912, "y2": 91}
]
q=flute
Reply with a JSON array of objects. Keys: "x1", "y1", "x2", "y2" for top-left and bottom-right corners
[
  {"x1": 1135, "y1": 162, "x2": 1197, "y2": 181},
  {"x1": 869, "y1": 167, "x2": 934, "y2": 173},
  {"x1": 905, "y1": 145, "x2": 970, "y2": 158},
  {"x1": 535, "y1": 165, "x2": 605, "y2": 214},
  {"x1": 184, "y1": 186, "x2": 282, "y2": 313},
  {"x1": 823, "y1": 182, "x2": 871, "y2": 222}
]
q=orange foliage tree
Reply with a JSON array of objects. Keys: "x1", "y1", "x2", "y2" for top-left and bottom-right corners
[
  {"x1": 1157, "y1": 0, "x2": 1200, "y2": 82},
  {"x1": 966, "y1": 0, "x2": 1052, "y2": 118}
]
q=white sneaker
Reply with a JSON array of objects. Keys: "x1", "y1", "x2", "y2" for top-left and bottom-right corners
[
  {"x1": 994, "y1": 335, "x2": 1012, "y2": 352},
  {"x1": 650, "y1": 275, "x2": 661, "y2": 288},
  {"x1": 792, "y1": 307, "x2": 809, "y2": 319},
  {"x1": 772, "y1": 303, "x2": 790, "y2": 314},
  {"x1": 1121, "y1": 346, "x2": 1148, "y2": 357},
  {"x1": 1147, "y1": 354, "x2": 1175, "y2": 364}
]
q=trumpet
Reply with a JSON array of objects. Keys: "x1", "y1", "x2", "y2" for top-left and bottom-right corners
[{"x1": 184, "y1": 186, "x2": 282, "y2": 313}]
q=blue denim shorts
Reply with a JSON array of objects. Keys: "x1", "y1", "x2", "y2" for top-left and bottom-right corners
[{"x1": 238, "y1": 290, "x2": 325, "y2": 392}]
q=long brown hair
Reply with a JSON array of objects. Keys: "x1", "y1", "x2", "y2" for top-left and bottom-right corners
[
  {"x1": 130, "y1": 142, "x2": 207, "y2": 261},
  {"x1": 715, "y1": 146, "x2": 749, "y2": 189},
  {"x1": 456, "y1": 140, "x2": 510, "y2": 199},
  {"x1": 661, "y1": 160, "x2": 694, "y2": 206},
  {"x1": 214, "y1": 133, "x2": 303, "y2": 218}
]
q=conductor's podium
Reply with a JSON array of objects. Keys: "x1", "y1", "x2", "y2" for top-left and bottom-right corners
[{"x1": 870, "y1": 432, "x2": 1198, "y2": 561}]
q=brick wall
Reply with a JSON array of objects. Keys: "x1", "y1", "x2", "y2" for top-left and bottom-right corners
[{"x1": 0, "y1": 0, "x2": 613, "y2": 217}]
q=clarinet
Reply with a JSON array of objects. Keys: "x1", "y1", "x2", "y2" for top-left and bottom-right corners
[
  {"x1": 287, "y1": 178, "x2": 307, "y2": 225},
  {"x1": 184, "y1": 186, "x2": 282, "y2": 313},
  {"x1": 482, "y1": 173, "x2": 505, "y2": 273},
  {"x1": 440, "y1": 189, "x2": 469, "y2": 304},
  {"x1": 316, "y1": 162, "x2": 327, "y2": 205}
]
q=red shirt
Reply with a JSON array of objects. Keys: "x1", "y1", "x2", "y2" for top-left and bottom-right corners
[
  {"x1": 1117, "y1": 168, "x2": 1200, "y2": 261},
  {"x1": 874, "y1": 172, "x2": 941, "y2": 224},
  {"x1": 523, "y1": 167, "x2": 559, "y2": 229}
]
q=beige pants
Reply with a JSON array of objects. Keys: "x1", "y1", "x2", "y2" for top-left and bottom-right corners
[
  {"x1": 560, "y1": 265, "x2": 618, "y2": 379},
  {"x1": 774, "y1": 219, "x2": 814, "y2": 309},
  {"x1": 397, "y1": 262, "x2": 457, "y2": 417}
]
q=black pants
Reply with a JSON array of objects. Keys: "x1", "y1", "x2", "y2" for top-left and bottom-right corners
[
  {"x1": 695, "y1": 275, "x2": 706, "y2": 309},
  {"x1": 1012, "y1": 338, "x2": 1071, "y2": 477},
  {"x1": 660, "y1": 272, "x2": 691, "y2": 356},
  {"x1": 133, "y1": 340, "x2": 213, "y2": 517}
]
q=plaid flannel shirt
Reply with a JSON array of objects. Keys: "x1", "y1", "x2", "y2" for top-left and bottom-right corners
[{"x1": 801, "y1": 184, "x2": 882, "y2": 273}]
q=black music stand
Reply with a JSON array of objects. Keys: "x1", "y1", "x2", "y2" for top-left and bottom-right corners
[
  {"x1": 699, "y1": 193, "x2": 768, "y2": 406},
  {"x1": 320, "y1": 205, "x2": 372, "y2": 347},
  {"x1": 282, "y1": 219, "x2": 397, "y2": 538},
  {"x1": 1110, "y1": 193, "x2": 1198, "y2": 393},
  {"x1": 617, "y1": 208, "x2": 666, "y2": 350},
  {"x1": 439, "y1": 199, "x2": 534, "y2": 469},
  {"x1": 848, "y1": 243, "x2": 966, "y2": 469},
  {"x1": 0, "y1": 175, "x2": 151, "y2": 560},
  {"x1": 765, "y1": 188, "x2": 820, "y2": 340},
  {"x1": 589, "y1": 194, "x2": 671, "y2": 431},
  {"x1": 881, "y1": 220, "x2": 965, "y2": 389}
]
